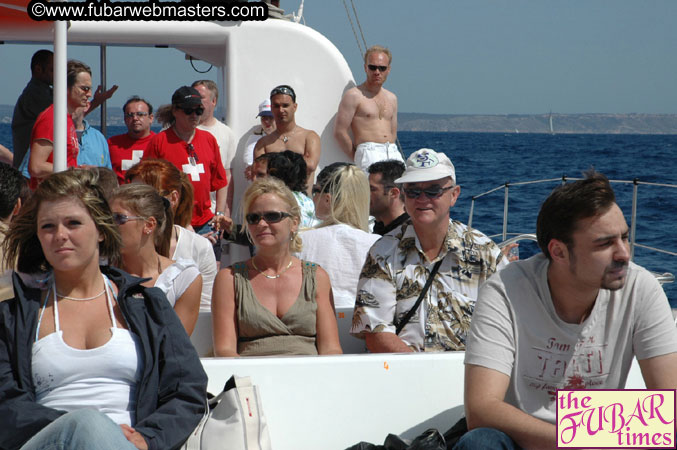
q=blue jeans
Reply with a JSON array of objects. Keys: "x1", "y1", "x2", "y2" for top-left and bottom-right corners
[
  {"x1": 453, "y1": 427, "x2": 521, "y2": 450},
  {"x1": 21, "y1": 409, "x2": 138, "y2": 450},
  {"x1": 193, "y1": 220, "x2": 214, "y2": 236}
]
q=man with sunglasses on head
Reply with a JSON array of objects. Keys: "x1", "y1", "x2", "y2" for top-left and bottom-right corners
[
  {"x1": 145, "y1": 86, "x2": 229, "y2": 235},
  {"x1": 351, "y1": 149, "x2": 506, "y2": 353},
  {"x1": 334, "y1": 45, "x2": 404, "y2": 173},
  {"x1": 108, "y1": 96, "x2": 156, "y2": 184},
  {"x1": 253, "y1": 85, "x2": 321, "y2": 194}
]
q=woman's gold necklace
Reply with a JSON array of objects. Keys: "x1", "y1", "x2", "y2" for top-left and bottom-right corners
[
  {"x1": 56, "y1": 287, "x2": 106, "y2": 301},
  {"x1": 251, "y1": 258, "x2": 293, "y2": 279}
]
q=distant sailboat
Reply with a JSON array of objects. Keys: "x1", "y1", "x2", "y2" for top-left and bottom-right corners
[{"x1": 548, "y1": 112, "x2": 555, "y2": 134}]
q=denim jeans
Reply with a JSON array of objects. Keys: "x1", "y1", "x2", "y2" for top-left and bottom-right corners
[
  {"x1": 453, "y1": 427, "x2": 521, "y2": 450},
  {"x1": 21, "y1": 409, "x2": 139, "y2": 450}
]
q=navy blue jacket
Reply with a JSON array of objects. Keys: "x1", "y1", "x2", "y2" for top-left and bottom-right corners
[{"x1": 0, "y1": 267, "x2": 207, "y2": 450}]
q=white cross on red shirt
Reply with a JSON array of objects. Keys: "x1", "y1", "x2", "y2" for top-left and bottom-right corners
[
  {"x1": 121, "y1": 150, "x2": 144, "y2": 170},
  {"x1": 182, "y1": 162, "x2": 205, "y2": 181}
]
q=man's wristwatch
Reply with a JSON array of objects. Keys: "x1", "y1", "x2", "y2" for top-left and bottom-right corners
[{"x1": 215, "y1": 211, "x2": 225, "y2": 216}]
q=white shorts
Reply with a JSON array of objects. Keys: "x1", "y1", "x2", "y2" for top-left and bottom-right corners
[{"x1": 354, "y1": 142, "x2": 404, "y2": 173}]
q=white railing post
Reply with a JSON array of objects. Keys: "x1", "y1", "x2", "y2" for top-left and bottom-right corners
[
  {"x1": 630, "y1": 179, "x2": 638, "y2": 261},
  {"x1": 468, "y1": 198, "x2": 475, "y2": 228},
  {"x1": 502, "y1": 183, "x2": 509, "y2": 242}
]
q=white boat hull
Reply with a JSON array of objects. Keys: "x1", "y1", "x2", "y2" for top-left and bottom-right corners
[{"x1": 199, "y1": 352, "x2": 647, "y2": 450}]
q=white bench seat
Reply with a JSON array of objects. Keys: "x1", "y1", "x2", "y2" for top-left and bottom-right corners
[{"x1": 198, "y1": 352, "x2": 647, "y2": 450}]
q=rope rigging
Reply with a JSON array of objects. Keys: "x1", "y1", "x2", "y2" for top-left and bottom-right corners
[{"x1": 341, "y1": 0, "x2": 367, "y2": 58}]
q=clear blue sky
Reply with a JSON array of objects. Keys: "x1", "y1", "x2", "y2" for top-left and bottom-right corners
[{"x1": 1, "y1": 0, "x2": 676, "y2": 115}]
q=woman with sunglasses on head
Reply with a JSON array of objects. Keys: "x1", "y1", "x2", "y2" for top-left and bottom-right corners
[
  {"x1": 0, "y1": 169, "x2": 206, "y2": 450},
  {"x1": 211, "y1": 177, "x2": 342, "y2": 357},
  {"x1": 144, "y1": 86, "x2": 230, "y2": 236},
  {"x1": 125, "y1": 159, "x2": 217, "y2": 312},
  {"x1": 298, "y1": 163, "x2": 380, "y2": 308},
  {"x1": 109, "y1": 184, "x2": 202, "y2": 335}
]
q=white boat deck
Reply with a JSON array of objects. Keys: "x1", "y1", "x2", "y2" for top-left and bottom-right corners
[
  {"x1": 199, "y1": 352, "x2": 647, "y2": 450},
  {"x1": 195, "y1": 303, "x2": 649, "y2": 450}
]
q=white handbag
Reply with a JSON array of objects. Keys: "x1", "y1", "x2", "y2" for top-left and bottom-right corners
[{"x1": 183, "y1": 375, "x2": 272, "y2": 450}]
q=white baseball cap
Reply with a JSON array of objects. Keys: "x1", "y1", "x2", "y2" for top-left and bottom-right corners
[
  {"x1": 257, "y1": 99, "x2": 273, "y2": 117},
  {"x1": 395, "y1": 148, "x2": 456, "y2": 184}
]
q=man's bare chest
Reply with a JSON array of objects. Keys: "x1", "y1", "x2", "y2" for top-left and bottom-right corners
[
  {"x1": 265, "y1": 135, "x2": 306, "y2": 155},
  {"x1": 356, "y1": 95, "x2": 393, "y2": 121}
]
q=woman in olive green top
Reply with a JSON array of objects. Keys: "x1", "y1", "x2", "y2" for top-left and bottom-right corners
[{"x1": 211, "y1": 177, "x2": 342, "y2": 356}]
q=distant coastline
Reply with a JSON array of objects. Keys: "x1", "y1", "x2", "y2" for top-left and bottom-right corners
[
  {"x1": 1, "y1": 104, "x2": 676, "y2": 134},
  {"x1": 398, "y1": 112, "x2": 677, "y2": 135}
]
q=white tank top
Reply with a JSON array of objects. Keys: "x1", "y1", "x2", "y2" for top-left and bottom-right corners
[{"x1": 31, "y1": 275, "x2": 144, "y2": 426}]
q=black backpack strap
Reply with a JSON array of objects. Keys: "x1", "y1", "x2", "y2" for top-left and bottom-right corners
[{"x1": 395, "y1": 258, "x2": 443, "y2": 335}]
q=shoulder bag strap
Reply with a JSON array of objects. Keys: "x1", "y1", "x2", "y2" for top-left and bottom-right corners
[{"x1": 395, "y1": 258, "x2": 443, "y2": 335}]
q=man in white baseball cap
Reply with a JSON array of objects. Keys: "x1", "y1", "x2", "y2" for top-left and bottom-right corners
[
  {"x1": 244, "y1": 99, "x2": 277, "y2": 179},
  {"x1": 351, "y1": 148, "x2": 507, "y2": 353}
]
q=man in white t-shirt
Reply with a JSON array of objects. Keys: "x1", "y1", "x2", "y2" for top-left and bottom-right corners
[
  {"x1": 192, "y1": 80, "x2": 237, "y2": 218},
  {"x1": 459, "y1": 171, "x2": 677, "y2": 449}
]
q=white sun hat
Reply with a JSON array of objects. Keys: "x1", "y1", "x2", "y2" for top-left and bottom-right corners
[{"x1": 394, "y1": 148, "x2": 456, "y2": 184}]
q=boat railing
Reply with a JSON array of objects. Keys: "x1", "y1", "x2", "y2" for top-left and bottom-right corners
[{"x1": 468, "y1": 176, "x2": 677, "y2": 284}]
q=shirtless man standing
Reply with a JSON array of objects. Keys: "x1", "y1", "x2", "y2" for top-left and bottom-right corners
[
  {"x1": 254, "y1": 85, "x2": 321, "y2": 193},
  {"x1": 334, "y1": 45, "x2": 404, "y2": 172}
]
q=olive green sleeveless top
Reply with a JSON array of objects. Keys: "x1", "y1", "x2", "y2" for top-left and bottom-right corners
[{"x1": 234, "y1": 261, "x2": 318, "y2": 356}]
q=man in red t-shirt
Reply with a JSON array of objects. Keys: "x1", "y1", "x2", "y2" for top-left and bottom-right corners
[
  {"x1": 144, "y1": 86, "x2": 228, "y2": 233},
  {"x1": 108, "y1": 96, "x2": 156, "y2": 184},
  {"x1": 28, "y1": 60, "x2": 92, "y2": 189}
]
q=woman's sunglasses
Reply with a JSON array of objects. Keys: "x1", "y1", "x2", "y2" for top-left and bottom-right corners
[
  {"x1": 245, "y1": 211, "x2": 292, "y2": 225},
  {"x1": 113, "y1": 213, "x2": 145, "y2": 225}
]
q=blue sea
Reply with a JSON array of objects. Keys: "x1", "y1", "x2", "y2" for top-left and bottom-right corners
[{"x1": 2, "y1": 125, "x2": 676, "y2": 305}]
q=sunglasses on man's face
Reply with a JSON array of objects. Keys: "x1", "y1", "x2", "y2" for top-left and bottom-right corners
[
  {"x1": 180, "y1": 107, "x2": 204, "y2": 116},
  {"x1": 113, "y1": 213, "x2": 145, "y2": 225},
  {"x1": 245, "y1": 211, "x2": 292, "y2": 225},
  {"x1": 403, "y1": 185, "x2": 453, "y2": 200},
  {"x1": 368, "y1": 64, "x2": 388, "y2": 72},
  {"x1": 125, "y1": 112, "x2": 149, "y2": 119}
]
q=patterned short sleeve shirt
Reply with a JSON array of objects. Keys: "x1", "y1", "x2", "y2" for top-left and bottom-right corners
[{"x1": 351, "y1": 218, "x2": 507, "y2": 352}]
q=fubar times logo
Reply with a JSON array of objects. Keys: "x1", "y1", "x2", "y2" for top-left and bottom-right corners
[{"x1": 556, "y1": 389, "x2": 676, "y2": 448}]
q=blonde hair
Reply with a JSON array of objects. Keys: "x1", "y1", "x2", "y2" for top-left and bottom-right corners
[
  {"x1": 242, "y1": 177, "x2": 302, "y2": 253},
  {"x1": 3, "y1": 168, "x2": 121, "y2": 274},
  {"x1": 316, "y1": 163, "x2": 370, "y2": 232},
  {"x1": 191, "y1": 80, "x2": 218, "y2": 101},
  {"x1": 109, "y1": 184, "x2": 174, "y2": 257},
  {"x1": 364, "y1": 45, "x2": 392, "y2": 65}
]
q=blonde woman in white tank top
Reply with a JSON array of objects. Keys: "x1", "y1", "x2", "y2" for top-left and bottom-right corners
[{"x1": 0, "y1": 169, "x2": 206, "y2": 450}]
